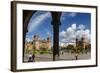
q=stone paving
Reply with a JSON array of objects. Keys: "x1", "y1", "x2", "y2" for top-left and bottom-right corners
[{"x1": 24, "y1": 52, "x2": 90, "y2": 62}]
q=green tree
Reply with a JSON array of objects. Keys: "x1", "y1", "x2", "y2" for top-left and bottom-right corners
[{"x1": 66, "y1": 45, "x2": 74, "y2": 53}]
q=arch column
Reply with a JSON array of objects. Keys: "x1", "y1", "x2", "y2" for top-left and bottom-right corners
[
  {"x1": 51, "y1": 12, "x2": 61, "y2": 61},
  {"x1": 23, "y1": 11, "x2": 62, "y2": 61},
  {"x1": 23, "y1": 10, "x2": 36, "y2": 62}
]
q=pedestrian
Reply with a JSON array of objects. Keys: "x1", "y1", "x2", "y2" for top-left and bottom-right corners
[
  {"x1": 32, "y1": 54, "x2": 35, "y2": 62},
  {"x1": 28, "y1": 56, "x2": 33, "y2": 62},
  {"x1": 75, "y1": 53, "x2": 78, "y2": 60}
]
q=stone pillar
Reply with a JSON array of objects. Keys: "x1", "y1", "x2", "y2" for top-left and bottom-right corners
[
  {"x1": 51, "y1": 12, "x2": 61, "y2": 61},
  {"x1": 23, "y1": 10, "x2": 35, "y2": 62},
  {"x1": 23, "y1": 10, "x2": 34, "y2": 50}
]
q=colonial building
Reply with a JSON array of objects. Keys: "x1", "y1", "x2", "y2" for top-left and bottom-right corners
[
  {"x1": 25, "y1": 41, "x2": 33, "y2": 50},
  {"x1": 60, "y1": 37, "x2": 90, "y2": 49},
  {"x1": 25, "y1": 35, "x2": 51, "y2": 50},
  {"x1": 76, "y1": 37, "x2": 90, "y2": 49},
  {"x1": 33, "y1": 35, "x2": 51, "y2": 50}
]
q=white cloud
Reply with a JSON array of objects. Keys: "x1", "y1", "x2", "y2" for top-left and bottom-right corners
[
  {"x1": 76, "y1": 29, "x2": 91, "y2": 41},
  {"x1": 25, "y1": 38, "x2": 32, "y2": 42},
  {"x1": 62, "y1": 12, "x2": 77, "y2": 17},
  {"x1": 46, "y1": 31, "x2": 51, "y2": 37},
  {"x1": 76, "y1": 29, "x2": 85, "y2": 39},
  {"x1": 60, "y1": 24, "x2": 91, "y2": 46},
  {"x1": 78, "y1": 24, "x2": 85, "y2": 30},
  {"x1": 84, "y1": 29, "x2": 91, "y2": 42},
  {"x1": 66, "y1": 24, "x2": 76, "y2": 35},
  {"x1": 61, "y1": 12, "x2": 77, "y2": 21},
  {"x1": 71, "y1": 23, "x2": 76, "y2": 30},
  {"x1": 60, "y1": 24, "x2": 76, "y2": 39},
  {"x1": 28, "y1": 12, "x2": 50, "y2": 33},
  {"x1": 69, "y1": 12, "x2": 77, "y2": 17},
  {"x1": 60, "y1": 30, "x2": 66, "y2": 38}
]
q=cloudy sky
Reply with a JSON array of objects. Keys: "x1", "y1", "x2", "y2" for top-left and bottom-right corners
[
  {"x1": 60, "y1": 12, "x2": 91, "y2": 46},
  {"x1": 25, "y1": 11, "x2": 91, "y2": 46}
]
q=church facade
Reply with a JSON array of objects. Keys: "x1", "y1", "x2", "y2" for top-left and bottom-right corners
[
  {"x1": 33, "y1": 35, "x2": 51, "y2": 50},
  {"x1": 25, "y1": 35, "x2": 51, "y2": 50}
]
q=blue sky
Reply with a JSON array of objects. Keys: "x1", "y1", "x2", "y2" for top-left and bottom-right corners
[
  {"x1": 25, "y1": 11, "x2": 91, "y2": 46},
  {"x1": 59, "y1": 12, "x2": 91, "y2": 46},
  {"x1": 26, "y1": 11, "x2": 53, "y2": 41},
  {"x1": 60, "y1": 12, "x2": 91, "y2": 32}
]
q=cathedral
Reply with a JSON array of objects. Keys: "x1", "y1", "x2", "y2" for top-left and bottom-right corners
[
  {"x1": 25, "y1": 35, "x2": 51, "y2": 50},
  {"x1": 76, "y1": 37, "x2": 90, "y2": 49},
  {"x1": 33, "y1": 35, "x2": 51, "y2": 50},
  {"x1": 60, "y1": 37, "x2": 90, "y2": 49}
]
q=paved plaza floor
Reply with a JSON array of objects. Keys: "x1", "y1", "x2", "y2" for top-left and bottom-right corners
[{"x1": 24, "y1": 52, "x2": 91, "y2": 62}]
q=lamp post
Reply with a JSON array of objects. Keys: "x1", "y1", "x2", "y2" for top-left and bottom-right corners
[{"x1": 51, "y1": 12, "x2": 61, "y2": 61}]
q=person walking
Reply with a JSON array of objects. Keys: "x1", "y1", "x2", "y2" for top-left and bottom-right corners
[
  {"x1": 32, "y1": 54, "x2": 35, "y2": 62},
  {"x1": 28, "y1": 56, "x2": 33, "y2": 62}
]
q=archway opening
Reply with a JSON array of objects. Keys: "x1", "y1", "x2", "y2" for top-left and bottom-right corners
[{"x1": 23, "y1": 11, "x2": 53, "y2": 62}]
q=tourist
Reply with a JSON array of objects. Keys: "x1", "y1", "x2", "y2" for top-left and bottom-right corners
[
  {"x1": 28, "y1": 56, "x2": 33, "y2": 62},
  {"x1": 32, "y1": 54, "x2": 35, "y2": 62}
]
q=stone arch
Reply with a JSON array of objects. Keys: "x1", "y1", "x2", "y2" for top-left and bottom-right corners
[{"x1": 23, "y1": 10, "x2": 62, "y2": 61}]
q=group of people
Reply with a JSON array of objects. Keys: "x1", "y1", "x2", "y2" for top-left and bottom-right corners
[{"x1": 28, "y1": 54, "x2": 35, "y2": 62}]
